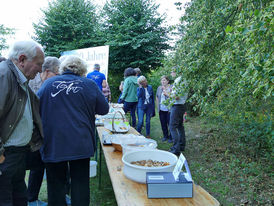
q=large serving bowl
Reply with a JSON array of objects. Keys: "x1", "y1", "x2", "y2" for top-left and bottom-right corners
[
  {"x1": 122, "y1": 138, "x2": 157, "y2": 155},
  {"x1": 111, "y1": 134, "x2": 146, "y2": 152},
  {"x1": 122, "y1": 150, "x2": 178, "y2": 184}
]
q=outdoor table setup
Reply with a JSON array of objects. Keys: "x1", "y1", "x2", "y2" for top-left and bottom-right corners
[
  {"x1": 96, "y1": 103, "x2": 125, "y2": 123},
  {"x1": 95, "y1": 103, "x2": 220, "y2": 206}
]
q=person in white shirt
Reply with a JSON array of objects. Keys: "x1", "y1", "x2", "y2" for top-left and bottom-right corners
[{"x1": 168, "y1": 68, "x2": 188, "y2": 156}]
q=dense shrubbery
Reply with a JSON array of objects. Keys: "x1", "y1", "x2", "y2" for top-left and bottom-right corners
[{"x1": 151, "y1": 0, "x2": 273, "y2": 158}]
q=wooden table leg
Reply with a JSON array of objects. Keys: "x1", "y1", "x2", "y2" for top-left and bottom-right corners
[
  {"x1": 95, "y1": 129, "x2": 98, "y2": 161},
  {"x1": 99, "y1": 140, "x2": 102, "y2": 190}
]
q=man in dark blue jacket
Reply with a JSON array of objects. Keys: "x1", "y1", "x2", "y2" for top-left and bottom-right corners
[{"x1": 37, "y1": 55, "x2": 109, "y2": 206}]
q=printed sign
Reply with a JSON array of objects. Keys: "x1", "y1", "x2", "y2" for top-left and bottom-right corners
[
  {"x1": 61, "y1": 45, "x2": 109, "y2": 80},
  {"x1": 173, "y1": 153, "x2": 186, "y2": 181},
  {"x1": 173, "y1": 153, "x2": 193, "y2": 182}
]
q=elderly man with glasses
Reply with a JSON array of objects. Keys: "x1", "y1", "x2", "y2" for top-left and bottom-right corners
[
  {"x1": 29, "y1": 56, "x2": 60, "y2": 93},
  {"x1": 0, "y1": 40, "x2": 44, "y2": 206}
]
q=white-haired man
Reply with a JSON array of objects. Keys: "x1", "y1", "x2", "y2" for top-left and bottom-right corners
[{"x1": 0, "y1": 40, "x2": 45, "y2": 206}]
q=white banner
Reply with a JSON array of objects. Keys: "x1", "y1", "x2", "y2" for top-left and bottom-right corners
[{"x1": 61, "y1": 45, "x2": 109, "y2": 80}]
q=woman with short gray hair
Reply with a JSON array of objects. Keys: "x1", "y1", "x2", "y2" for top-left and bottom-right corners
[
  {"x1": 29, "y1": 56, "x2": 60, "y2": 93},
  {"x1": 42, "y1": 57, "x2": 60, "y2": 73},
  {"x1": 59, "y1": 55, "x2": 87, "y2": 76},
  {"x1": 136, "y1": 75, "x2": 155, "y2": 138},
  {"x1": 27, "y1": 56, "x2": 62, "y2": 205}
]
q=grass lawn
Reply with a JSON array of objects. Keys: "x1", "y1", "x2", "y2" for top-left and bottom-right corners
[{"x1": 30, "y1": 111, "x2": 273, "y2": 205}]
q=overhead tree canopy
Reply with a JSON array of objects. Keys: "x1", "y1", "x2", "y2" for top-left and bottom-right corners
[
  {"x1": 102, "y1": 0, "x2": 171, "y2": 74},
  {"x1": 33, "y1": 0, "x2": 101, "y2": 56}
]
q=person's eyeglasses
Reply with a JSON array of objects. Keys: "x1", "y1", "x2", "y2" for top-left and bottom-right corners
[{"x1": 49, "y1": 70, "x2": 59, "y2": 75}]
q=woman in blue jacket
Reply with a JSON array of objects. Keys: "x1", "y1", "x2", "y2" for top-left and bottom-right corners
[
  {"x1": 37, "y1": 55, "x2": 109, "y2": 206},
  {"x1": 136, "y1": 76, "x2": 155, "y2": 138}
]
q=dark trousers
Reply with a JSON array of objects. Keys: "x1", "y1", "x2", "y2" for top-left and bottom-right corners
[
  {"x1": 26, "y1": 151, "x2": 45, "y2": 202},
  {"x1": 26, "y1": 151, "x2": 71, "y2": 202},
  {"x1": 159, "y1": 110, "x2": 171, "y2": 139},
  {"x1": 45, "y1": 158, "x2": 90, "y2": 206},
  {"x1": 169, "y1": 104, "x2": 186, "y2": 153},
  {"x1": 123, "y1": 101, "x2": 137, "y2": 127},
  {"x1": 0, "y1": 146, "x2": 29, "y2": 206}
]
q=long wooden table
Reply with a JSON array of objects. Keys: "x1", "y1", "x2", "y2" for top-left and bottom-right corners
[{"x1": 97, "y1": 126, "x2": 220, "y2": 206}]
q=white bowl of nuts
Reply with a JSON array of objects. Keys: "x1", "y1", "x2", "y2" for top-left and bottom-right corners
[{"x1": 122, "y1": 150, "x2": 178, "y2": 183}]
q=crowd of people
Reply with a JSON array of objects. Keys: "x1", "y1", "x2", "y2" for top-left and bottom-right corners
[
  {"x1": 0, "y1": 40, "x2": 109, "y2": 206},
  {"x1": 0, "y1": 40, "x2": 187, "y2": 206},
  {"x1": 118, "y1": 67, "x2": 187, "y2": 155}
]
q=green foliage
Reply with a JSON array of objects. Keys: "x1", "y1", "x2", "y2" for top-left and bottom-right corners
[
  {"x1": 159, "y1": 0, "x2": 273, "y2": 158},
  {"x1": 187, "y1": 117, "x2": 273, "y2": 205},
  {"x1": 0, "y1": 24, "x2": 14, "y2": 55},
  {"x1": 108, "y1": 72, "x2": 123, "y2": 103},
  {"x1": 103, "y1": 0, "x2": 170, "y2": 73},
  {"x1": 33, "y1": 0, "x2": 101, "y2": 56},
  {"x1": 102, "y1": 0, "x2": 171, "y2": 99},
  {"x1": 31, "y1": 0, "x2": 170, "y2": 101},
  {"x1": 147, "y1": 56, "x2": 174, "y2": 91},
  {"x1": 148, "y1": 54, "x2": 197, "y2": 115}
]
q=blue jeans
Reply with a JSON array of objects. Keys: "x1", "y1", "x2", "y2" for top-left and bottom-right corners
[
  {"x1": 137, "y1": 107, "x2": 152, "y2": 136},
  {"x1": 169, "y1": 104, "x2": 186, "y2": 153},
  {"x1": 123, "y1": 101, "x2": 137, "y2": 127}
]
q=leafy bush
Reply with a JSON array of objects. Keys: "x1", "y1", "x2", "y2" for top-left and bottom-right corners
[{"x1": 157, "y1": 0, "x2": 273, "y2": 158}]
